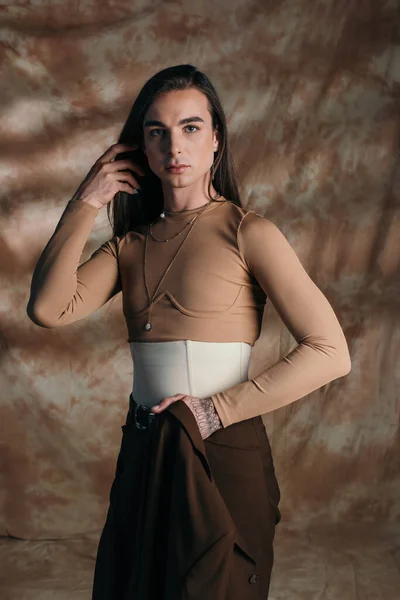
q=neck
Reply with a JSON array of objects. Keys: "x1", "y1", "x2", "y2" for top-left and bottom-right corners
[
  {"x1": 161, "y1": 181, "x2": 221, "y2": 213},
  {"x1": 162, "y1": 194, "x2": 220, "y2": 215}
]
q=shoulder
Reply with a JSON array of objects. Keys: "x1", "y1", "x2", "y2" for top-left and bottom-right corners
[
  {"x1": 221, "y1": 200, "x2": 277, "y2": 228},
  {"x1": 217, "y1": 201, "x2": 285, "y2": 248},
  {"x1": 220, "y1": 201, "x2": 282, "y2": 242},
  {"x1": 105, "y1": 228, "x2": 145, "y2": 252},
  {"x1": 92, "y1": 234, "x2": 123, "y2": 260},
  {"x1": 233, "y1": 208, "x2": 296, "y2": 273},
  {"x1": 218, "y1": 199, "x2": 249, "y2": 219},
  {"x1": 216, "y1": 199, "x2": 259, "y2": 227}
]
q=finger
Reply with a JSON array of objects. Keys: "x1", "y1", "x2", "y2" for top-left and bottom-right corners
[
  {"x1": 115, "y1": 171, "x2": 140, "y2": 188},
  {"x1": 119, "y1": 182, "x2": 138, "y2": 195},
  {"x1": 108, "y1": 159, "x2": 146, "y2": 176},
  {"x1": 152, "y1": 397, "x2": 176, "y2": 411},
  {"x1": 151, "y1": 394, "x2": 186, "y2": 413},
  {"x1": 99, "y1": 143, "x2": 139, "y2": 163}
]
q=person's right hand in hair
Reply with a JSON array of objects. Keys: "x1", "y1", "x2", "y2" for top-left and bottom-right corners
[{"x1": 71, "y1": 143, "x2": 145, "y2": 210}]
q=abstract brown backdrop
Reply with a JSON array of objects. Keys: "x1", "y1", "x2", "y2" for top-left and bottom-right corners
[{"x1": 1, "y1": 0, "x2": 399, "y2": 598}]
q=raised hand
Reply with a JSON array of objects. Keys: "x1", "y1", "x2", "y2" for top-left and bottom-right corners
[{"x1": 71, "y1": 142, "x2": 146, "y2": 210}]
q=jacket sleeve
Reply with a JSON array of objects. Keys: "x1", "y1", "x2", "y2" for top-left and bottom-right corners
[
  {"x1": 210, "y1": 212, "x2": 351, "y2": 428},
  {"x1": 26, "y1": 199, "x2": 121, "y2": 328}
]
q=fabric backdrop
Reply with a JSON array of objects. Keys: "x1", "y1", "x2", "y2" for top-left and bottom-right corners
[{"x1": 0, "y1": 0, "x2": 399, "y2": 595}]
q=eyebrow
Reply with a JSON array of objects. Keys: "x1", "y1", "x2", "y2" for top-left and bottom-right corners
[{"x1": 143, "y1": 116, "x2": 205, "y2": 128}]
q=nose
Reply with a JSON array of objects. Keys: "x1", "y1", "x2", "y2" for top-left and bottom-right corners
[{"x1": 162, "y1": 130, "x2": 182, "y2": 156}]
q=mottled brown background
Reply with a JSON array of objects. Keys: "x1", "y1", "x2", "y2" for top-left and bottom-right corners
[{"x1": 0, "y1": 0, "x2": 399, "y2": 598}]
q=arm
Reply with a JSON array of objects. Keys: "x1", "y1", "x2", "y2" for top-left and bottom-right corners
[
  {"x1": 188, "y1": 396, "x2": 224, "y2": 439},
  {"x1": 210, "y1": 212, "x2": 351, "y2": 428},
  {"x1": 26, "y1": 199, "x2": 121, "y2": 328}
]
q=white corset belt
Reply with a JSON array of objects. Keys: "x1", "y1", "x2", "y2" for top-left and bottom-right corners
[{"x1": 129, "y1": 339, "x2": 252, "y2": 409}]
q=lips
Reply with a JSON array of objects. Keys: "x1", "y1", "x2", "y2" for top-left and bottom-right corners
[
  {"x1": 166, "y1": 165, "x2": 190, "y2": 174},
  {"x1": 167, "y1": 165, "x2": 189, "y2": 168}
]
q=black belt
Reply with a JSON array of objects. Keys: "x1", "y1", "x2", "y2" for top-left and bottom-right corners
[{"x1": 128, "y1": 394, "x2": 156, "y2": 430}]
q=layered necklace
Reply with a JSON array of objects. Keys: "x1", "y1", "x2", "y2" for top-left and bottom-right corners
[{"x1": 142, "y1": 192, "x2": 221, "y2": 331}]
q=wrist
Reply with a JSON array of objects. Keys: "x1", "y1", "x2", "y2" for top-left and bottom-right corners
[
  {"x1": 78, "y1": 198, "x2": 102, "y2": 210},
  {"x1": 189, "y1": 397, "x2": 223, "y2": 438},
  {"x1": 203, "y1": 397, "x2": 223, "y2": 431},
  {"x1": 71, "y1": 192, "x2": 102, "y2": 210}
]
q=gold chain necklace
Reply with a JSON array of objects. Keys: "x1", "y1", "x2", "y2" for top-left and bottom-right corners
[
  {"x1": 148, "y1": 199, "x2": 212, "y2": 243},
  {"x1": 143, "y1": 196, "x2": 220, "y2": 331}
]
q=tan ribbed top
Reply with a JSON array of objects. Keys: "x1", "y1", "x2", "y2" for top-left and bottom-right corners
[{"x1": 27, "y1": 197, "x2": 351, "y2": 427}]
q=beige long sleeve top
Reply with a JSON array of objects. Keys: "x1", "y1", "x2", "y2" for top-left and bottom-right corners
[{"x1": 27, "y1": 197, "x2": 351, "y2": 427}]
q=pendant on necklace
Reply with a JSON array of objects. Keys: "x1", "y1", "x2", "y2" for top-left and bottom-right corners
[{"x1": 144, "y1": 322, "x2": 152, "y2": 331}]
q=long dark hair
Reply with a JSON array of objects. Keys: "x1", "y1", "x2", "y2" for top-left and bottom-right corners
[{"x1": 107, "y1": 64, "x2": 243, "y2": 237}]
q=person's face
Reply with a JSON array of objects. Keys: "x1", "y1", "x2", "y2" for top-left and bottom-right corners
[{"x1": 142, "y1": 88, "x2": 220, "y2": 189}]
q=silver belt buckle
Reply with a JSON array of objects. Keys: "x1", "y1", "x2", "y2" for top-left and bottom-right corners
[{"x1": 134, "y1": 403, "x2": 156, "y2": 430}]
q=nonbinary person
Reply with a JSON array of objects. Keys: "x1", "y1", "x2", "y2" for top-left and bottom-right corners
[{"x1": 27, "y1": 64, "x2": 351, "y2": 598}]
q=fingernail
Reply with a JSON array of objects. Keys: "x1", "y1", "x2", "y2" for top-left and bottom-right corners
[{"x1": 152, "y1": 404, "x2": 160, "y2": 409}]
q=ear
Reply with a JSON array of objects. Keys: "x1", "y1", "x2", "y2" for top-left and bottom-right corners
[{"x1": 213, "y1": 127, "x2": 220, "y2": 152}]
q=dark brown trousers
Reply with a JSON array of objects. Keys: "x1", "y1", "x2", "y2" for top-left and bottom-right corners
[{"x1": 92, "y1": 399, "x2": 281, "y2": 599}]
